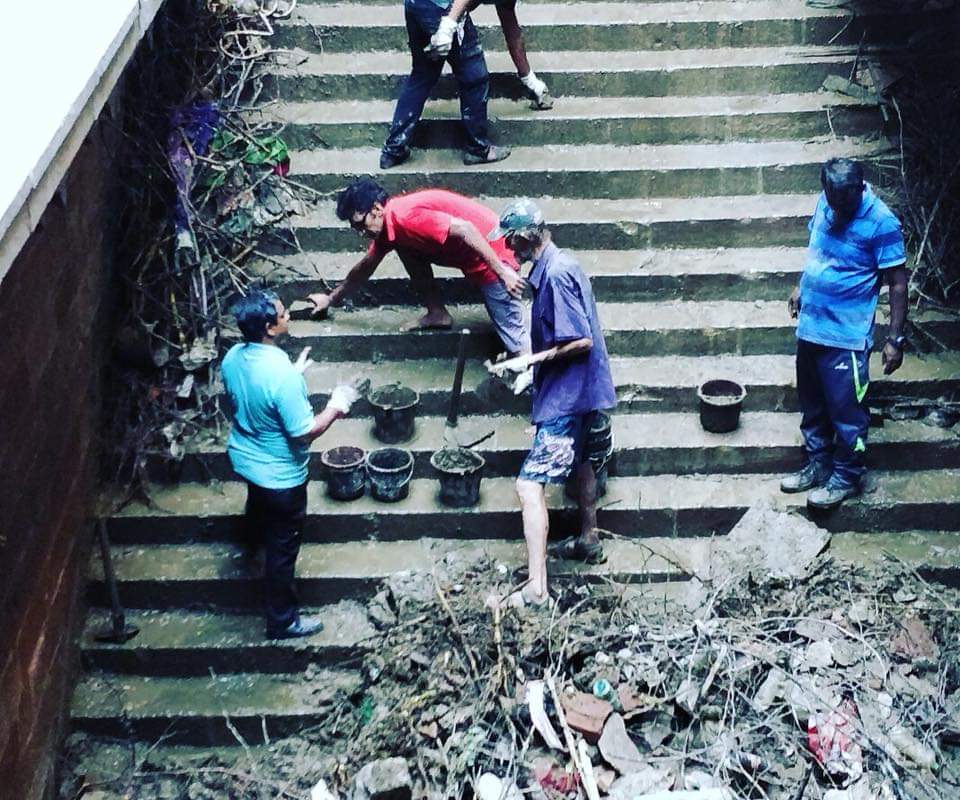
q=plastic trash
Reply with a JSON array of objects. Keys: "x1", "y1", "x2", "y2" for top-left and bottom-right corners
[
  {"x1": 527, "y1": 680, "x2": 564, "y2": 750},
  {"x1": 476, "y1": 773, "x2": 522, "y2": 800},
  {"x1": 807, "y1": 698, "x2": 864, "y2": 782}
]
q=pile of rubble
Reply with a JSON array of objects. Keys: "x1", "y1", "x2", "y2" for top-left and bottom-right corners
[
  {"x1": 62, "y1": 509, "x2": 960, "y2": 799},
  {"x1": 307, "y1": 509, "x2": 960, "y2": 800}
]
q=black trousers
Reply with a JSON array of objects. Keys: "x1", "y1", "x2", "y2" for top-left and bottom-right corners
[{"x1": 243, "y1": 481, "x2": 307, "y2": 634}]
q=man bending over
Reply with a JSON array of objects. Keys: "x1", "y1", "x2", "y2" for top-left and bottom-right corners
[{"x1": 308, "y1": 179, "x2": 531, "y2": 366}]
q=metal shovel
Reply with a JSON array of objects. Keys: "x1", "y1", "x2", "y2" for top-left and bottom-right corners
[
  {"x1": 443, "y1": 329, "x2": 494, "y2": 448},
  {"x1": 93, "y1": 519, "x2": 139, "y2": 644}
]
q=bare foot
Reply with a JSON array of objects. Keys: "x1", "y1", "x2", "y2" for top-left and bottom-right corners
[{"x1": 400, "y1": 311, "x2": 453, "y2": 332}]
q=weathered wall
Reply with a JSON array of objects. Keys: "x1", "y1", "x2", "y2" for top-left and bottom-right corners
[{"x1": 0, "y1": 117, "x2": 118, "y2": 799}]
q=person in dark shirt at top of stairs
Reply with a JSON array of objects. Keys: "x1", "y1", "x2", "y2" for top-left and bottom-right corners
[
  {"x1": 380, "y1": 0, "x2": 512, "y2": 168},
  {"x1": 426, "y1": 0, "x2": 553, "y2": 110}
]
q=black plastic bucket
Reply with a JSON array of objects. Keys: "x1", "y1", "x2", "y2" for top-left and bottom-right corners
[
  {"x1": 698, "y1": 379, "x2": 746, "y2": 433},
  {"x1": 369, "y1": 384, "x2": 420, "y2": 443},
  {"x1": 430, "y1": 448, "x2": 485, "y2": 508},
  {"x1": 320, "y1": 446, "x2": 366, "y2": 501},
  {"x1": 564, "y1": 412, "x2": 613, "y2": 501},
  {"x1": 366, "y1": 447, "x2": 414, "y2": 502},
  {"x1": 586, "y1": 412, "x2": 613, "y2": 465}
]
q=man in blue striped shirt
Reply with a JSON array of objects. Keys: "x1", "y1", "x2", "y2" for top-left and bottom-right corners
[{"x1": 781, "y1": 158, "x2": 908, "y2": 510}]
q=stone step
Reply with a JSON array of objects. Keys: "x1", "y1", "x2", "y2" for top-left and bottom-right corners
[
  {"x1": 79, "y1": 530, "x2": 960, "y2": 724},
  {"x1": 276, "y1": 0, "x2": 876, "y2": 53},
  {"x1": 70, "y1": 668, "x2": 363, "y2": 744},
  {"x1": 109, "y1": 469, "x2": 960, "y2": 546},
  {"x1": 289, "y1": 138, "x2": 891, "y2": 199},
  {"x1": 278, "y1": 300, "x2": 955, "y2": 361},
  {"x1": 269, "y1": 93, "x2": 880, "y2": 150},
  {"x1": 269, "y1": 45, "x2": 860, "y2": 102},
  {"x1": 263, "y1": 246, "x2": 809, "y2": 305},
  {"x1": 150, "y1": 411, "x2": 960, "y2": 483},
  {"x1": 293, "y1": 351, "x2": 960, "y2": 417},
  {"x1": 289, "y1": 192, "x2": 816, "y2": 253},
  {"x1": 80, "y1": 601, "x2": 376, "y2": 676},
  {"x1": 84, "y1": 537, "x2": 681, "y2": 611},
  {"x1": 79, "y1": 506, "x2": 960, "y2": 679},
  {"x1": 86, "y1": 527, "x2": 960, "y2": 616}
]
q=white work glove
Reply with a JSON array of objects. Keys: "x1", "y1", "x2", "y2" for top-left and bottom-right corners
[
  {"x1": 327, "y1": 384, "x2": 360, "y2": 415},
  {"x1": 293, "y1": 346, "x2": 315, "y2": 375},
  {"x1": 512, "y1": 366, "x2": 534, "y2": 395},
  {"x1": 424, "y1": 16, "x2": 459, "y2": 59},
  {"x1": 485, "y1": 353, "x2": 534, "y2": 377}
]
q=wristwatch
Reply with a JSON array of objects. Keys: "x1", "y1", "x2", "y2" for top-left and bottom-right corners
[{"x1": 886, "y1": 334, "x2": 907, "y2": 350}]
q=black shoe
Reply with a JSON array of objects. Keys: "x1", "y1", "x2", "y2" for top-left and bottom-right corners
[
  {"x1": 779, "y1": 462, "x2": 830, "y2": 493},
  {"x1": 462, "y1": 145, "x2": 511, "y2": 166},
  {"x1": 379, "y1": 148, "x2": 411, "y2": 169},
  {"x1": 267, "y1": 615, "x2": 324, "y2": 640},
  {"x1": 807, "y1": 478, "x2": 862, "y2": 511}
]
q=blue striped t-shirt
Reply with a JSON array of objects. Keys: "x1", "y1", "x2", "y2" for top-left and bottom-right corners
[{"x1": 797, "y1": 184, "x2": 906, "y2": 351}]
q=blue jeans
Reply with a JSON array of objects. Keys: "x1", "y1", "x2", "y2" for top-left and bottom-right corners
[
  {"x1": 383, "y1": 0, "x2": 492, "y2": 159},
  {"x1": 796, "y1": 340, "x2": 870, "y2": 487},
  {"x1": 480, "y1": 278, "x2": 530, "y2": 355}
]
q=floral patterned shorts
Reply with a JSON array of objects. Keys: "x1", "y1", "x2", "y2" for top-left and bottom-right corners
[{"x1": 518, "y1": 411, "x2": 598, "y2": 485}]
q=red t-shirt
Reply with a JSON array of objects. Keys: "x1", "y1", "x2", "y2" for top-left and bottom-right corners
[{"x1": 367, "y1": 189, "x2": 519, "y2": 286}]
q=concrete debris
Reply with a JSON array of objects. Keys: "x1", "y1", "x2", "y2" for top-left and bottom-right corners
[
  {"x1": 693, "y1": 504, "x2": 830, "y2": 584},
  {"x1": 821, "y1": 74, "x2": 880, "y2": 104},
  {"x1": 889, "y1": 615, "x2": 940, "y2": 665},
  {"x1": 560, "y1": 691, "x2": 614, "y2": 743},
  {"x1": 752, "y1": 667, "x2": 785, "y2": 711},
  {"x1": 312, "y1": 778, "x2": 340, "y2": 800},
  {"x1": 351, "y1": 758, "x2": 412, "y2": 800},
  {"x1": 598, "y1": 713, "x2": 645, "y2": 775},
  {"x1": 607, "y1": 765, "x2": 675, "y2": 800}
]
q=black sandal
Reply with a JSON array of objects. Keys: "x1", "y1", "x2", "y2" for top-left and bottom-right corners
[{"x1": 549, "y1": 536, "x2": 607, "y2": 565}]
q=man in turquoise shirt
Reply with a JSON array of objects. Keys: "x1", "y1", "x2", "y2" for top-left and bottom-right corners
[
  {"x1": 221, "y1": 290, "x2": 358, "y2": 638},
  {"x1": 782, "y1": 158, "x2": 908, "y2": 510}
]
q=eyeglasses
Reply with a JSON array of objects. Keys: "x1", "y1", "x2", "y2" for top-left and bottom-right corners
[{"x1": 350, "y1": 210, "x2": 371, "y2": 235}]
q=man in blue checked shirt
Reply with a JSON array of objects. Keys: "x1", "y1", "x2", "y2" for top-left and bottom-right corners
[{"x1": 782, "y1": 158, "x2": 908, "y2": 510}]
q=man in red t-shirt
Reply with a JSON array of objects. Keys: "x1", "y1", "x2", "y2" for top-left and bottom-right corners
[{"x1": 307, "y1": 178, "x2": 531, "y2": 357}]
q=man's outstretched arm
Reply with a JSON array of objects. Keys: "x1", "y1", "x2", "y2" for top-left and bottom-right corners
[{"x1": 308, "y1": 250, "x2": 385, "y2": 315}]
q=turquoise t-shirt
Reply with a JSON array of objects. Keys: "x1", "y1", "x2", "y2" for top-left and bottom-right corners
[
  {"x1": 797, "y1": 185, "x2": 906, "y2": 351},
  {"x1": 221, "y1": 343, "x2": 315, "y2": 489}
]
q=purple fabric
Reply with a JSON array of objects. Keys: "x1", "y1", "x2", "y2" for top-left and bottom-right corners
[
  {"x1": 168, "y1": 101, "x2": 220, "y2": 234},
  {"x1": 528, "y1": 242, "x2": 616, "y2": 423}
]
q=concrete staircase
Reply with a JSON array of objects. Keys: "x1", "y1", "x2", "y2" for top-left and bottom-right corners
[{"x1": 70, "y1": 0, "x2": 960, "y2": 751}]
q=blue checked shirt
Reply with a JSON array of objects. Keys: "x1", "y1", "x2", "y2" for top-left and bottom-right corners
[{"x1": 797, "y1": 184, "x2": 906, "y2": 351}]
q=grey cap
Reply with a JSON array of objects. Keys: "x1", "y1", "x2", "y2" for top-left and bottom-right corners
[{"x1": 487, "y1": 198, "x2": 545, "y2": 240}]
